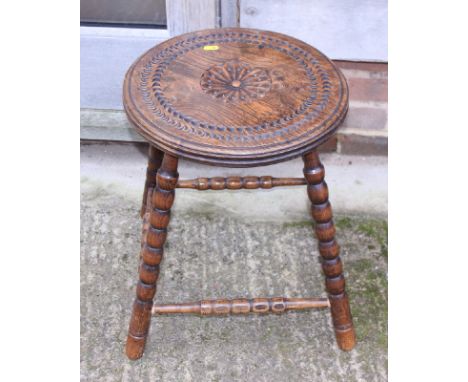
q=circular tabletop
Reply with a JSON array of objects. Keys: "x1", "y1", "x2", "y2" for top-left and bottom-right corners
[{"x1": 123, "y1": 28, "x2": 348, "y2": 167}]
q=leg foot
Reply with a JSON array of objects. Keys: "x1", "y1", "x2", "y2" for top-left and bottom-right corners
[
  {"x1": 303, "y1": 150, "x2": 356, "y2": 351},
  {"x1": 126, "y1": 153, "x2": 179, "y2": 359}
]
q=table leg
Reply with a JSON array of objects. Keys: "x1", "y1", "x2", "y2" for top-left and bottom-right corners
[
  {"x1": 140, "y1": 145, "x2": 164, "y2": 218},
  {"x1": 126, "y1": 153, "x2": 179, "y2": 360},
  {"x1": 303, "y1": 150, "x2": 356, "y2": 351}
]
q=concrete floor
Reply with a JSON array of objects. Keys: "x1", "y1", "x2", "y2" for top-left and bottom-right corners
[
  {"x1": 80, "y1": 143, "x2": 387, "y2": 381},
  {"x1": 80, "y1": 143, "x2": 387, "y2": 221}
]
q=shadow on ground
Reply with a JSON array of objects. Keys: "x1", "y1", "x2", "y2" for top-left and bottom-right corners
[{"x1": 81, "y1": 188, "x2": 387, "y2": 382}]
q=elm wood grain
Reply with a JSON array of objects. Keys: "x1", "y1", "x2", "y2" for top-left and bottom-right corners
[
  {"x1": 176, "y1": 176, "x2": 306, "y2": 190},
  {"x1": 303, "y1": 151, "x2": 356, "y2": 351},
  {"x1": 140, "y1": 145, "x2": 164, "y2": 217},
  {"x1": 123, "y1": 27, "x2": 348, "y2": 167},
  {"x1": 152, "y1": 297, "x2": 330, "y2": 315},
  {"x1": 126, "y1": 153, "x2": 179, "y2": 360}
]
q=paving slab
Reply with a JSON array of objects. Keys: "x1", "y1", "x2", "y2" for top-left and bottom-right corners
[{"x1": 81, "y1": 179, "x2": 387, "y2": 381}]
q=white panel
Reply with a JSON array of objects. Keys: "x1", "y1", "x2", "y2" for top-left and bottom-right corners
[
  {"x1": 240, "y1": 0, "x2": 387, "y2": 61},
  {"x1": 166, "y1": 0, "x2": 219, "y2": 36},
  {"x1": 221, "y1": 0, "x2": 239, "y2": 27},
  {"x1": 80, "y1": 27, "x2": 169, "y2": 109}
]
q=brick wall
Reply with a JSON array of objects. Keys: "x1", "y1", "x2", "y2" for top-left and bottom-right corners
[{"x1": 323, "y1": 61, "x2": 388, "y2": 155}]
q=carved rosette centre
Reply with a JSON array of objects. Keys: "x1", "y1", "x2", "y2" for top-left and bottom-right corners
[{"x1": 200, "y1": 61, "x2": 272, "y2": 102}]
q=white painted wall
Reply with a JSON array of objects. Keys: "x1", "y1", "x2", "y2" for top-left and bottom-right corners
[
  {"x1": 240, "y1": 0, "x2": 387, "y2": 61},
  {"x1": 80, "y1": 27, "x2": 169, "y2": 110}
]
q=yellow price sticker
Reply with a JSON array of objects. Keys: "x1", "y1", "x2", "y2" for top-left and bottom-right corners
[{"x1": 203, "y1": 45, "x2": 219, "y2": 51}]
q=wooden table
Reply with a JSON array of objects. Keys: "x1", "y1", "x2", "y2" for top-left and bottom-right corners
[{"x1": 123, "y1": 27, "x2": 356, "y2": 360}]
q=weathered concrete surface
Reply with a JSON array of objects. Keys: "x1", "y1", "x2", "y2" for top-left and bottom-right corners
[
  {"x1": 80, "y1": 143, "x2": 387, "y2": 220},
  {"x1": 81, "y1": 179, "x2": 387, "y2": 381}
]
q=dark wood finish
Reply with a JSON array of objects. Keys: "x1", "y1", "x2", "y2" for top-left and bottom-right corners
[
  {"x1": 153, "y1": 297, "x2": 330, "y2": 315},
  {"x1": 303, "y1": 151, "x2": 356, "y2": 351},
  {"x1": 140, "y1": 188, "x2": 151, "y2": 249},
  {"x1": 124, "y1": 27, "x2": 356, "y2": 359},
  {"x1": 140, "y1": 145, "x2": 164, "y2": 217},
  {"x1": 123, "y1": 28, "x2": 348, "y2": 167},
  {"x1": 177, "y1": 176, "x2": 306, "y2": 190},
  {"x1": 126, "y1": 153, "x2": 179, "y2": 360}
]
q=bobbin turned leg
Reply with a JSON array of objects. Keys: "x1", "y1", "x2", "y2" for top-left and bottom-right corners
[
  {"x1": 126, "y1": 153, "x2": 179, "y2": 360},
  {"x1": 140, "y1": 145, "x2": 164, "y2": 218},
  {"x1": 303, "y1": 151, "x2": 356, "y2": 351}
]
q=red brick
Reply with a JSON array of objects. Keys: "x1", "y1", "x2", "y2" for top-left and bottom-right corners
[
  {"x1": 338, "y1": 134, "x2": 387, "y2": 156},
  {"x1": 348, "y1": 78, "x2": 387, "y2": 102},
  {"x1": 317, "y1": 135, "x2": 337, "y2": 153},
  {"x1": 341, "y1": 107, "x2": 387, "y2": 131},
  {"x1": 333, "y1": 60, "x2": 388, "y2": 74}
]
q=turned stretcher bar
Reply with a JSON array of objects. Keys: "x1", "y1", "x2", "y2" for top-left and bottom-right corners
[{"x1": 152, "y1": 296, "x2": 330, "y2": 316}]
